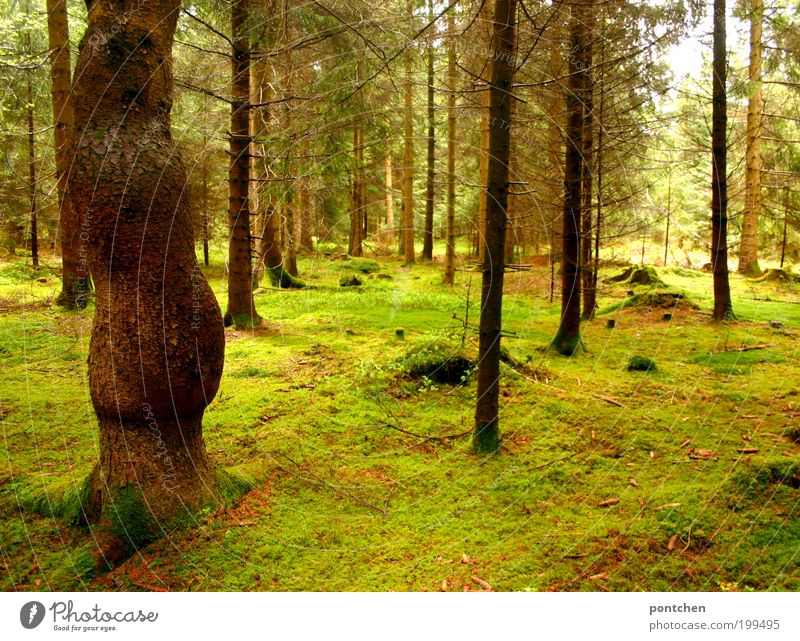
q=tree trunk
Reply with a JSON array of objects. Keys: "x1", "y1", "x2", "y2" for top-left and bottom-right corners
[
  {"x1": 26, "y1": 56, "x2": 38, "y2": 271},
  {"x1": 477, "y1": 89, "x2": 490, "y2": 261},
  {"x1": 384, "y1": 154, "x2": 394, "y2": 244},
  {"x1": 283, "y1": 195, "x2": 298, "y2": 276},
  {"x1": 349, "y1": 123, "x2": 364, "y2": 256},
  {"x1": 546, "y1": 42, "x2": 563, "y2": 303},
  {"x1": 474, "y1": 0, "x2": 516, "y2": 454},
  {"x1": 202, "y1": 145, "x2": 210, "y2": 267},
  {"x1": 422, "y1": 0, "x2": 435, "y2": 261},
  {"x1": 553, "y1": 6, "x2": 585, "y2": 355},
  {"x1": 443, "y1": 10, "x2": 457, "y2": 286},
  {"x1": 738, "y1": 0, "x2": 763, "y2": 276},
  {"x1": 711, "y1": 0, "x2": 733, "y2": 320},
  {"x1": 299, "y1": 183, "x2": 313, "y2": 251},
  {"x1": 226, "y1": 0, "x2": 261, "y2": 327},
  {"x1": 505, "y1": 98, "x2": 517, "y2": 263},
  {"x1": 403, "y1": 2, "x2": 415, "y2": 265},
  {"x1": 581, "y1": 10, "x2": 596, "y2": 320},
  {"x1": 69, "y1": 0, "x2": 225, "y2": 543},
  {"x1": 48, "y1": 0, "x2": 89, "y2": 307}
]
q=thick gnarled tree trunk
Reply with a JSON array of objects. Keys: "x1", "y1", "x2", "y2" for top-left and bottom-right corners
[{"x1": 70, "y1": 0, "x2": 225, "y2": 545}]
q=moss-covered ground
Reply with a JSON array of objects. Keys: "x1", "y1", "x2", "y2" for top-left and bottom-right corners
[{"x1": 1, "y1": 247, "x2": 799, "y2": 591}]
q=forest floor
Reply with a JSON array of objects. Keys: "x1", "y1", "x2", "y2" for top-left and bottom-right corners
[{"x1": 1, "y1": 247, "x2": 799, "y2": 591}]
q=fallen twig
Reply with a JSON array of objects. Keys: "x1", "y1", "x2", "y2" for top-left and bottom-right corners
[{"x1": 377, "y1": 420, "x2": 472, "y2": 442}]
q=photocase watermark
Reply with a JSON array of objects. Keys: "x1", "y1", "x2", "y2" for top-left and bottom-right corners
[
  {"x1": 142, "y1": 403, "x2": 177, "y2": 492},
  {"x1": 19, "y1": 601, "x2": 45, "y2": 629},
  {"x1": 19, "y1": 600, "x2": 159, "y2": 633}
]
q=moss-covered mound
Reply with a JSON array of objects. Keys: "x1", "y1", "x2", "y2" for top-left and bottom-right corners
[
  {"x1": 600, "y1": 288, "x2": 698, "y2": 315},
  {"x1": 752, "y1": 268, "x2": 800, "y2": 284},
  {"x1": 340, "y1": 257, "x2": 382, "y2": 274},
  {"x1": 397, "y1": 339, "x2": 476, "y2": 384}
]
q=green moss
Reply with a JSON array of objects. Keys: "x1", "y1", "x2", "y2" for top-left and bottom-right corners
[
  {"x1": 2, "y1": 251, "x2": 800, "y2": 591},
  {"x1": 340, "y1": 258, "x2": 381, "y2": 274},
  {"x1": 397, "y1": 337, "x2": 476, "y2": 384},
  {"x1": 266, "y1": 266, "x2": 305, "y2": 289},
  {"x1": 690, "y1": 349, "x2": 785, "y2": 375},
  {"x1": 18, "y1": 473, "x2": 93, "y2": 525},
  {"x1": 550, "y1": 329, "x2": 584, "y2": 356},
  {"x1": 627, "y1": 355, "x2": 656, "y2": 372},
  {"x1": 339, "y1": 274, "x2": 362, "y2": 287},
  {"x1": 106, "y1": 486, "x2": 160, "y2": 553}
]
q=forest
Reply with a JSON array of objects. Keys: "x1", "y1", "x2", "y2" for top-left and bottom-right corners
[{"x1": 0, "y1": 0, "x2": 799, "y2": 593}]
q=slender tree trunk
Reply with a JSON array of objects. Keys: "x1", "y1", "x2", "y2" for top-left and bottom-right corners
[
  {"x1": 422, "y1": 0, "x2": 435, "y2": 261},
  {"x1": 349, "y1": 123, "x2": 364, "y2": 256},
  {"x1": 477, "y1": 89, "x2": 490, "y2": 261},
  {"x1": 444, "y1": 10, "x2": 457, "y2": 286},
  {"x1": 476, "y1": 0, "x2": 493, "y2": 262},
  {"x1": 70, "y1": 0, "x2": 225, "y2": 540},
  {"x1": 546, "y1": 43, "x2": 563, "y2": 303},
  {"x1": 283, "y1": 160, "x2": 298, "y2": 276},
  {"x1": 553, "y1": 6, "x2": 585, "y2": 355},
  {"x1": 226, "y1": 0, "x2": 261, "y2": 327},
  {"x1": 581, "y1": 9, "x2": 596, "y2": 320},
  {"x1": 592, "y1": 17, "x2": 605, "y2": 305},
  {"x1": 48, "y1": 0, "x2": 88, "y2": 307},
  {"x1": 384, "y1": 154, "x2": 394, "y2": 243},
  {"x1": 202, "y1": 148, "x2": 210, "y2": 267},
  {"x1": 26, "y1": 58, "x2": 38, "y2": 271},
  {"x1": 505, "y1": 98, "x2": 517, "y2": 263},
  {"x1": 738, "y1": 0, "x2": 763, "y2": 275},
  {"x1": 250, "y1": 52, "x2": 298, "y2": 289},
  {"x1": 299, "y1": 183, "x2": 313, "y2": 251},
  {"x1": 780, "y1": 185, "x2": 788, "y2": 269},
  {"x1": 664, "y1": 166, "x2": 671, "y2": 266},
  {"x1": 474, "y1": 0, "x2": 516, "y2": 454},
  {"x1": 403, "y1": 2, "x2": 415, "y2": 265},
  {"x1": 711, "y1": 0, "x2": 733, "y2": 320}
]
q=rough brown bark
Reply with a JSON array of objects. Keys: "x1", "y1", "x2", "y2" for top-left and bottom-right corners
[
  {"x1": 422, "y1": 0, "x2": 435, "y2": 261},
  {"x1": 443, "y1": 10, "x2": 456, "y2": 286},
  {"x1": 48, "y1": 0, "x2": 89, "y2": 307},
  {"x1": 738, "y1": 0, "x2": 763, "y2": 276},
  {"x1": 711, "y1": 0, "x2": 734, "y2": 320},
  {"x1": 476, "y1": 0, "x2": 492, "y2": 262},
  {"x1": 69, "y1": 0, "x2": 225, "y2": 541},
  {"x1": 26, "y1": 56, "x2": 38, "y2": 271},
  {"x1": 477, "y1": 89, "x2": 490, "y2": 261},
  {"x1": 581, "y1": 9, "x2": 596, "y2": 320},
  {"x1": 299, "y1": 184, "x2": 313, "y2": 251},
  {"x1": 474, "y1": 0, "x2": 516, "y2": 454},
  {"x1": 349, "y1": 123, "x2": 364, "y2": 256},
  {"x1": 383, "y1": 154, "x2": 394, "y2": 244},
  {"x1": 403, "y1": 2, "x2": 415, "y2": 265},
  {"x1": 546, "y1": 42, "x2": 563, "y2": 303},
  {"x1": 225, "y1": 0, "x2": 261, "y2": 327},
  {"x1": 283, "y1": 196, "x2": 298, "y2": 276},
  {"x1": 553, "y1": 6, "x2": 585, "y2": 355}
]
